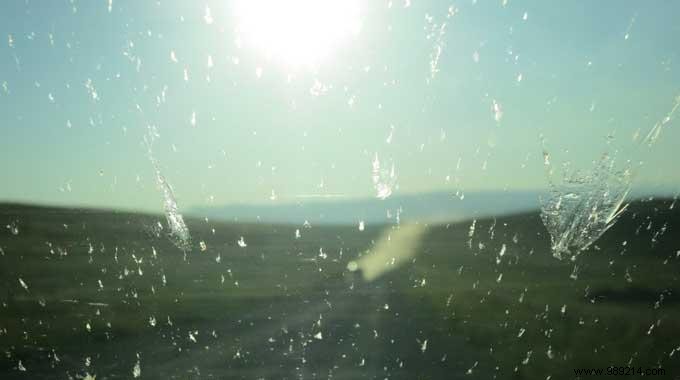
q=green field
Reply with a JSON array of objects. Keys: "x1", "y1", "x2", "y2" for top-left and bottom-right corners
[{"x1": 0, "y1": 199, "x2": 679, "y2": 379}]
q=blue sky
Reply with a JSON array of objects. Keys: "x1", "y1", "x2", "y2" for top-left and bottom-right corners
[{"x1": 0, "y1": 0, "x2": 679, "y2": 212}]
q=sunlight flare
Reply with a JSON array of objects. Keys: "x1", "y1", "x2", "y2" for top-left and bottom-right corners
[{"x1": 233, "y1": 0, "x2": 361, "y2": 67}]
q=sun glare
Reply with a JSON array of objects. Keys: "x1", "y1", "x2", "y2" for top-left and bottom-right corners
[{"x1": 233, "y1": 0, "x2": 361, "y2": 67}]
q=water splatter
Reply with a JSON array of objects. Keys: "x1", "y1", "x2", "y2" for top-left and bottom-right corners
[
  {"x1": 84, "y1": 78, "x2": 99, "y2": 101},
  {"x1": 237, "y1": 236, "x2": 247, "y2": 248},
  {"x1": 425, "y1": 6, "x2": 457, "y2": 82},
  {"x1": 386, "y1": 125, "x2": 394, "y2": 144},
  {"x1": 132, "y1": 354, "x2": 141, "y2": 378},
  {"x1": 7, "y1": 221, "x2": 19, "y2": 235},
  {"x1": 417, "y1": 338, "x2": 428, "y2": 353},
  {"x1": 540, "y1": 150, "x2": 630, "y2": 260},
  {"x1": 492, "y1": 99, "x2": 503, "y2": 122},
  {"x1": 642, "y1": 95, "x2": 680, "y2": 147},
  {"x1": 144, "y1": 126, "x2": 192, "y2": 252},
  {"x1": 18, "y1": 278, "x2": 29, "y2": 292},
  {"x1": 623, "y1": 14, "x2": 637, "y2": 40},
  {"x1": 496, "y1": 243, "x2": 506, "y2": 264},
  {"x1": 204, "y1": 5, "x2": 214, "y2": 25},
  {"x1": 372, "y1": 153, "x2": 396, "y2": 199}
]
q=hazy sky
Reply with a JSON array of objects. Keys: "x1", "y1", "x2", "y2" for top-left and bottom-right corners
[{"x1": 1, "y1": 0, "x2": 679, "y2": 212}]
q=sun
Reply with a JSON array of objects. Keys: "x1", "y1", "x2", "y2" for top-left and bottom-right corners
[{"x1": 233, "y1": 0, "x2": 361, "y2": 68}]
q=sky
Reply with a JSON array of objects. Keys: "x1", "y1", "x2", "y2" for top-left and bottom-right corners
[{"x1": 0, "y1": 0, "x2": 679, "y2": 213}]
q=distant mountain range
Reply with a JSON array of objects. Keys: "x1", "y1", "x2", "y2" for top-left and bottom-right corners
[{"x1": 190, "y1": 191, "x2": 547, "y2": 225}]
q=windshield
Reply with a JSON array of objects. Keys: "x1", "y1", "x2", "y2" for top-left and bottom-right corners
[{"x1": 1, "y1": 1, "x2": 679, "y2": 379}]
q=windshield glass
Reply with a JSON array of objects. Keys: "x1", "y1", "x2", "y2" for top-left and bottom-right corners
[{"x1": 1, "y1": 1, "x2": 679, "y2": 379}]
